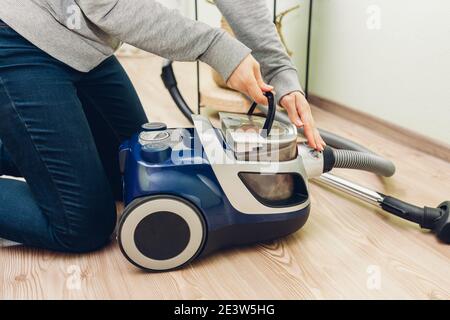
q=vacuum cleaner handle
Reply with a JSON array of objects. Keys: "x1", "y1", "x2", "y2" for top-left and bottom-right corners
[
  {"x1": 247, "y1": 91, "x2": 276, "y2": 137},
  {"x1": 162, "y1": 60, "x2": 276, "y2": 132}
]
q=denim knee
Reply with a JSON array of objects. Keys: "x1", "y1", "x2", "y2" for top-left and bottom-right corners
[{"x1": 52, "y1": 196, "x2": 117, "y2": 253}]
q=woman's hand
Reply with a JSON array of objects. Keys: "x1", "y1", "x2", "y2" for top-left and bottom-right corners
[
  {"x1": 280, "y1": 92, "x2": 326, "y2": 151},
  {"x1": 227, "y1": 54, "x2": 273, "y2": 105},
  {"x1": 227, "y1": 54, "x2": 325, "y2": 151}
]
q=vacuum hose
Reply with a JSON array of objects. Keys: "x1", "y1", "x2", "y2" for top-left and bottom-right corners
[
  {"x1": 161, "y1": 60, "x2": 195, "y2": 122},
  {"x1": 329, "y1": 149, "x2": 395, "y2": 177},
  {"x1": 255, "y1": 104, "x2": 396, "y2": 177}
]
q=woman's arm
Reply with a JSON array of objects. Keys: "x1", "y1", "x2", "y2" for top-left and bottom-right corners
[
  {"x1": 215, "y1": 0, "x2": 301, "y2": 103},
  {"x1": 74, "y1": 0, "x2": 323, "y2": 149},
  {"x1": 75, "y1": 0, "x2": 250, "y2": 82},
  {"x1": 216, "y1": 0, "x2": 325, "y2": 150}
]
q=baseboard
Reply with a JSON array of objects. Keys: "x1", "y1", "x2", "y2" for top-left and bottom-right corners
[{"x1": 308, "y1": 94, "x2": 450, "y2": 163}]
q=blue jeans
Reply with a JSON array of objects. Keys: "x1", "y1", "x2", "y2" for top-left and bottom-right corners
[{"x1": 0, "y1": 21, "x2": 148, "y2": 252}]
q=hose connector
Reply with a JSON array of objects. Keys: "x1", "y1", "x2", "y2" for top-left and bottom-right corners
[
  {"x1": 322, "y1": 146, "x2": 335, "y2": 173},
  {"x1": 298, "y1": 143, "x2": 326, "y2": 178}
]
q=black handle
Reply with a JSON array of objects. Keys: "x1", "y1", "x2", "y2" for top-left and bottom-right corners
[{"x1": 247, "y1": 91, "x2": 276, "y2": 137}]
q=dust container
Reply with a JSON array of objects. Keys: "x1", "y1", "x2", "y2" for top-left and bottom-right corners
[{"x1": 220, "y1": 112, "x2": 307, "y2": 205}]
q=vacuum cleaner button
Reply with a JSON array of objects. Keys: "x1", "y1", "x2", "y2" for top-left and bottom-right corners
[
  {"x1": 139, "y1": 131, "x2": 170, "y2": 143},
  {"x1": 141, "y1": 122, "x2": 167, "y2": 132},
  {"x1": 141, "y1": 143, "x2": 172, "y2": 163}
]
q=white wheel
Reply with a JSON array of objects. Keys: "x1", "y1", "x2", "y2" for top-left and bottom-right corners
[{"x1": 118, "y1": 195, "x2": 206, "y2": 271}]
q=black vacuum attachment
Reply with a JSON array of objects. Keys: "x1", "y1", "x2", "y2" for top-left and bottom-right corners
[{"x1": 381, "y1": 197, "x2": 450, "y2": 243}]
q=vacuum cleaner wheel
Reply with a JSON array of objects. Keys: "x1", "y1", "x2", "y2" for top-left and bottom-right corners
[{"x1": 118, "y1": 195, "x2": 206, "y2": 271}]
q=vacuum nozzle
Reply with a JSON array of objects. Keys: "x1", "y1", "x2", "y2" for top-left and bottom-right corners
[
  {"x1": 432, "y1": 201, "x2": 450, "y2": 244},
  {"x1": 381, "y1": 197, "x2": 450, "y2": 244}
]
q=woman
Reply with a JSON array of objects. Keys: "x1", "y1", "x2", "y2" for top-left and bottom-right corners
[{"x1": 0, "y1": 0, "x2": 325, "y2": 251}]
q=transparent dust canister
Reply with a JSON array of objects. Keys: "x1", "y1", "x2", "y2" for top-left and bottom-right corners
[
  {"x1": 219, "y1": 112, "x2": 298, "y2": 162},
  {"x1": 220, "y1": 112, "x2": 305, "y2": 203}
]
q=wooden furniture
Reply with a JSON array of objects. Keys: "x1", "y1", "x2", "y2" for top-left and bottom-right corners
[{"x1": 199, "y1": 63, "x2": 252, "y2": 114}]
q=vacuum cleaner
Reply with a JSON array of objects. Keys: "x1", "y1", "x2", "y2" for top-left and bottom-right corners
[{"x1": 116, "y1": 61, "x2": 449, "y2": 272}]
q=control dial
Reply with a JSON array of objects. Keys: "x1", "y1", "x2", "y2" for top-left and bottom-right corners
[
  {"x1": 139, "y1": 130, "x2": 170, "y2": 145},
  {"x1": 141, "y1": 122, "x2": 167, "y2": 132}
]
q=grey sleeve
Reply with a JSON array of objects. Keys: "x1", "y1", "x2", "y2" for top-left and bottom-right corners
[
  {"x1": 215, "y1": 0, "x2": 304, "y2": 104},
  {"x1": 75, "y1": 0, "x2": 251, "y2": 81}
]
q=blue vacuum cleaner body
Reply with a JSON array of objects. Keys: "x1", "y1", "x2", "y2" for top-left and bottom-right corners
[
  {"x1": 117, "y1": 88, "x2": 450, "y2": 272},
  {"x1": 118, "y1": 115, "x2": 311, "y2": 271},
  {"x1": 116, "y1": 63, "x2": 450, "y2": 272}
]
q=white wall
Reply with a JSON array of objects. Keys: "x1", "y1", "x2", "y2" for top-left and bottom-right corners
[
  {"x1": 275, "y1": 0, "x2": 311, "y2": 87},
  {"x1": 309, "y1": 0, "x2": 450, "y2": 144}
]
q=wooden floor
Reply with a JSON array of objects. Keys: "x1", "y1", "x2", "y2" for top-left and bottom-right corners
[{"x1": 1, "y1": 55, "x2": 449, "y2": 299}]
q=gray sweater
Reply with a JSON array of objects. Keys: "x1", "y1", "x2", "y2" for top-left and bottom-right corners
[{"x1": 0, "y1": 0, "x2": 302, "y2": 104}]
